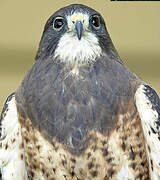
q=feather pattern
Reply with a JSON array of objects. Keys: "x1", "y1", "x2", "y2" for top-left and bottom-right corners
[
  {"x1": 0, "y1": 94, "x2": 27, "y2": 180},
  {"x1": 0, "y1": 4, "x2": 159, "y2": 179},
  {"x1": 135, "y1": 84, "x2": 160, "y2": 179}
]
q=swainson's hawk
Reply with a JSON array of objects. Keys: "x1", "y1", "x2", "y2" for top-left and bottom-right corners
[{"x1": 0, "y1": 4, "x2": 160, "y2": 180}]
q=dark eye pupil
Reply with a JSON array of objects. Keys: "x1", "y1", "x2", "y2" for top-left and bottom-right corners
[
  {"x1": 91, "y1": 16, "x2": 100, "y2": 28},
  {"x1": 54, "y1": 18, "x2": 64, "y2": 29}
]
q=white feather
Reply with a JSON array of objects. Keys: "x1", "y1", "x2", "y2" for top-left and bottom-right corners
[
  {"x1": 54, "y1": 13, "x2": 102, "y2": 68},
  {"x1": 135, "y1": 85, "x2": 160, "y2": 180},
  {"x1": 0, "y1": 95, "x2": 27, "y2": 180},
  {"x1": 54, "y1": 32, "x2": 102, "y2": 65},
  {"x1": 117, "y1": 165, "x2": 134, "y2": 180}
]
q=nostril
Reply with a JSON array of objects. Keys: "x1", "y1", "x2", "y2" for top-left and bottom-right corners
[{"x1": 72, "y1": 21, "x2": 75, "y2": 24}]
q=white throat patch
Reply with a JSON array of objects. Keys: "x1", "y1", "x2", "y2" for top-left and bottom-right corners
[
  {"x1": 54, "y1": 32, "x2": 102, "y2": 66},
  {"x1": 54, "y1": 13, "x2": 102, "y2": 66}
]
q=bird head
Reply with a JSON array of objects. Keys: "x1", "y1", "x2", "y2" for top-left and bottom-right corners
[{"x1": 36, "y1": 4, "x2": 119, "y2": 66}]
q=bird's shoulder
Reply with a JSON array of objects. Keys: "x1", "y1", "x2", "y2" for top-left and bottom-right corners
[
  {"x1": 0, "y1": 93, "x2": 26, "y2": 179},
  {"x1": 0, "y1": 93, "x2": 15, "y2": 126},
  {"x1": 135, "y1": 84, "x2": 160, "y2": 179}
]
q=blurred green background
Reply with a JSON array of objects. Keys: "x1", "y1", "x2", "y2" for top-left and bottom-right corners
[{"x1": 0, "y1": 0, "x2": 160, "y2": 110}]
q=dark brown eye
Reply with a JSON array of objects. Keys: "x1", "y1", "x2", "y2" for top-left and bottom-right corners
[
  {"x1": 90, "y1": 15, "x2": 100, "y2": 28},
  {"x1": 53, "y1": 17, "x2": 64, "y2": 29}
]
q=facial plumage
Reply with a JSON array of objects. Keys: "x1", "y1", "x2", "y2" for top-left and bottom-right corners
[{"x1": 35, "y1": 4, "x2": 119, "y2": 64}]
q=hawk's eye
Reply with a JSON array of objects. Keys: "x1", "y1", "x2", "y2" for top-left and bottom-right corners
[
  {"x1": 53, "y1": 17, "x2": 64, "y2": 30},
  {"x1": 90, "y1": 15, "x2": 100, "y2": 28}
]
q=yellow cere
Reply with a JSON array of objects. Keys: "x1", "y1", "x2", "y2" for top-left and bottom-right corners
[{"x1": 72, "y1": 14, "x2": 84, "y2": 23}]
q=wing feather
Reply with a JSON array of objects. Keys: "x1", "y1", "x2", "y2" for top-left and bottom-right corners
[
  {"x1": 135, "y1": 84, "x2": 160, "y2": 180},
  {"x1": 0, "y1": 93, "x2": 27, "y2": 180}
]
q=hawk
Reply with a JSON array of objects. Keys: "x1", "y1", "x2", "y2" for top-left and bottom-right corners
[{"x1": 0, "y1": 4, "x2": 160, "y2": 180}]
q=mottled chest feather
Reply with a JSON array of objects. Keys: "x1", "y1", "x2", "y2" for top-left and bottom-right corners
[
  {"x1": 15, "y1": 47, "x2": 149, "y2": 179},
  {"x1": 18, "y1": 109, "x2": 149, "y2": 180}
]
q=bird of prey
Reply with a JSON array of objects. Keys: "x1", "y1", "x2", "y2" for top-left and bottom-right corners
[{"x1": 0, "y1": 4, "x2": 160, "y2": 180}]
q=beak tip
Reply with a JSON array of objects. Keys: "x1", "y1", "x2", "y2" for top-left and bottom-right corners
[{"x1": 77, "y1": 36, "x2": 82, "y2": 41}]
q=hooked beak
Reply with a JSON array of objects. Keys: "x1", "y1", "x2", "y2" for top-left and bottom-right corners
[{"x1": 75, "y1": 20, "x2": 83, "y2": 40}]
